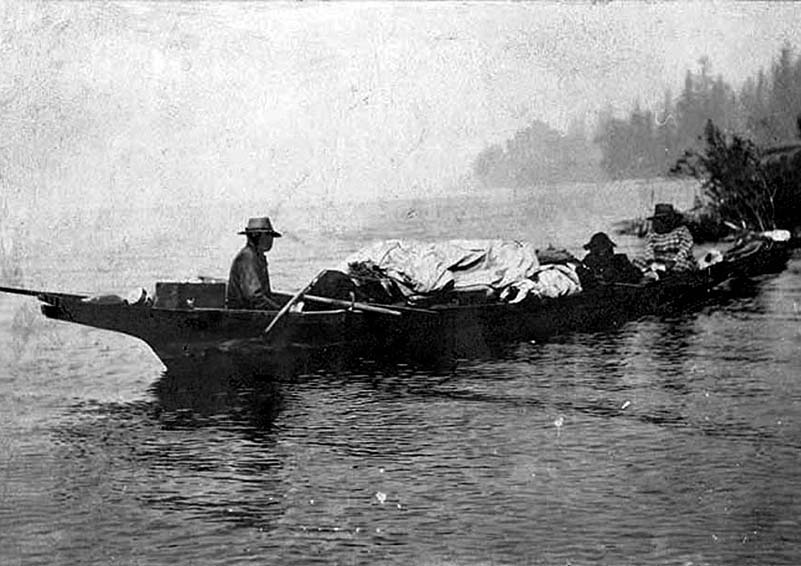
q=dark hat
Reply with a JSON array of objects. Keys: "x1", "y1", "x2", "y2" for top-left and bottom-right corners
[
  {"x1": 647, "y1": 203, "x2": 681, "y2": 220},
  {"x1": 238, "y1": 216, "x2": 282, "y2": 237},
  {"x1": 583, "y1": 232, "x2": 616, "y2": 250}
]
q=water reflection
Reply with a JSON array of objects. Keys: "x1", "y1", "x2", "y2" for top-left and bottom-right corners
[
  {"x1": 650, "y1": 314, "x2": 698, "y2": 396},
  {"x1": 49, "y1": 365, "x2": 294, "y2": 544},
  {"x1": 150, "y1": 366, "x2": 285, "y2": 435}
]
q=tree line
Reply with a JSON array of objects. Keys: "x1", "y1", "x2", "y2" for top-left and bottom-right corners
[
  {"x1": 472, "y1": 118, "x2": 601, "y2": 188},
  {"x1": 473, "y1": 45, "x2": 801, "y2": 185}
]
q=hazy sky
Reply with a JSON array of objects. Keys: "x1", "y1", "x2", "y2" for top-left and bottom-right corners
[{"x1": 3, "y1": 1, "x2": 801, "y2": 211}]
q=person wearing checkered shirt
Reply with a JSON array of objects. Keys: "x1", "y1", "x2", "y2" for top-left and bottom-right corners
[{"x1": 634, "y1": 203, "x2": 697, "y2": 274}]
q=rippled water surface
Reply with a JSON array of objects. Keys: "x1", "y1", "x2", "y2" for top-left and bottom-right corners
[{"x1": 2, "y1": 181, "x2": 801, "y2": 565}]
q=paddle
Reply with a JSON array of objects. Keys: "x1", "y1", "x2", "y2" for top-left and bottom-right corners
[
  {"x1": 263, "y1": 269, "x2": 329, "y2": 340},
  {"x1": 299, "y1": 293, "x2": 438, "y2": 316},
  {"x1": 301, "y1": 294, "x2": 401, "y2": 316}
]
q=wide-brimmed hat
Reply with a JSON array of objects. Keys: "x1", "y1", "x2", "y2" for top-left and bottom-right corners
[
  {"x1": 647, "y1": 203, "x2": 681, "y2": 220},
  {"x1": 583, "y1": 232, "x2": 616, "y2": 250},
  {"x1": 238, "y1": 216, "x2": 282, "y2": 237}
]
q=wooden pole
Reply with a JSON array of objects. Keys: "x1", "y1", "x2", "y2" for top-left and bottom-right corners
[
  {"x1": 300, "y1": 293, "x2": 437, "y2": 316},
  {"x1": 0, "y1": 286, "x2": 87, "y2": 300},
  {"x1": 263, "y1": 269, "x2": 329, "y2": 339}
]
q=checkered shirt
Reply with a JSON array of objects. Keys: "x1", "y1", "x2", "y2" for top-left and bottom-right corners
[{"x1": 641, "y1": 225, "x2": 696, "y2": 272}]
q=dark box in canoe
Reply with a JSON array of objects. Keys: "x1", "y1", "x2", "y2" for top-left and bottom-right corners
[{"x1": 154, "y1": 282, "x2": 226, "y2": 309}]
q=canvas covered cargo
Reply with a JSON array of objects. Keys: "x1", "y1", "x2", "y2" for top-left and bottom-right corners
[{"x1": 341, "y1": 239, "x2": 583, "y2": 304}]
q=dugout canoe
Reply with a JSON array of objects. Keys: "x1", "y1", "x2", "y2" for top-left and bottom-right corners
[{"x1": 0, "y1": 235, "x2": 792, "y2": 374}]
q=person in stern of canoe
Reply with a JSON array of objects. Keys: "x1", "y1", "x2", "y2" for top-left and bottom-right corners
[
  {"x1": 580, "y1": 232, "x2": 643, "y2": 287},
  {"x1": 634, "y1": 203, "x2": 697, "y2": 277},
  {"x1": 226, "y1": 216, "x2": 283, "y2": 310}
]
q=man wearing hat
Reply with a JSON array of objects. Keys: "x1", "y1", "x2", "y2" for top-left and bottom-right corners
[
  {"x1": 226, "y1": 217, "x2": 283, "y2": 310},
  {"x1": 637, "y1": 203, "x2": 696, "y2": 273},
  {"x1": 580, "y1": 231, "x2": 642, "y2": 286}
]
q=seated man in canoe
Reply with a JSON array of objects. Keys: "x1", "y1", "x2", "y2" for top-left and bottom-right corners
[
  {"x1": 634, "y1": 203, "x2": 697, "y2": 276},
  {"x1": 580, "y1": 232, "x2": 642, "y2": 286},
  {"x1": 226, "y1": 216, "x2": 283, "y2": 310}
]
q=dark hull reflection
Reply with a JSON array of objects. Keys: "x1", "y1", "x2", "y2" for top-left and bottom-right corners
[
  {"x1": 53, "y1": 366, "x2": 291, "y2": 533},
  {"x1": 150, "y1": 365, "x2": 285, "y2": 434}
]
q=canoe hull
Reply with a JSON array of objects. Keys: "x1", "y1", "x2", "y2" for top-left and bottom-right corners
[
  {"x1": 40, "y1": 299, "x2": 356, "y2": 373},
  {"x1": 340, "y1": 241, "x2": 792, "y2": 362},
  {"x1": 33, "y1": 240, "x2": 792, "y2": 374}
]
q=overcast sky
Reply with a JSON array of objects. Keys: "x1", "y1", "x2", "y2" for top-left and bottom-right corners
[{"x1": 3, "y1": 1, "x2": 801, "y2": 211}]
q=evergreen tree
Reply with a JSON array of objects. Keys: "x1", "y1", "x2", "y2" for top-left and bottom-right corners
[{"x1": 472, "y1": 119, "x2": 600, "y2": 187}]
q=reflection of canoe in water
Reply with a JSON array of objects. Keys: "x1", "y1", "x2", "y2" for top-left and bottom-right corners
[{"x1": 0, "y1": 236, "x2": 792, "y2": 374}]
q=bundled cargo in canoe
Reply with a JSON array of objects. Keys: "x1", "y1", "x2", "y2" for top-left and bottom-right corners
[{"x1": 0, "y1": 233, "x2": 792, "y2": 374}]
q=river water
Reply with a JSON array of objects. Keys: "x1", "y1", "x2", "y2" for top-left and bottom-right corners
[{"x1": 2, "y1": 179, "x2": 801, "y2": 565}]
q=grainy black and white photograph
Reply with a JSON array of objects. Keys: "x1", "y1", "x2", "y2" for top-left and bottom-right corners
[{"x1": 2, "y1": 2, "x2": 801, "y2": 564}]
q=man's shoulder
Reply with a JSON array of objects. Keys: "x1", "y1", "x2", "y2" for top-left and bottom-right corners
[{"x1": 233, "y1": 245, "x2": 257, "y2": 261}]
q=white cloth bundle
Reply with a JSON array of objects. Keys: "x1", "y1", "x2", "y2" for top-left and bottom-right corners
[{"x1": 343, "y1": 239, "x2": 582, "y2": 302}]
